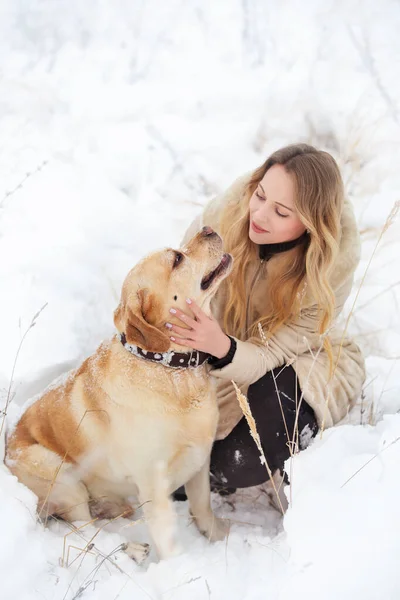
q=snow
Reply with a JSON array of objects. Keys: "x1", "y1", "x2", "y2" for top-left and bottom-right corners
[
  {"x1": 234, "y1": 449, "x2": 243, "y2": 465},
  {"x1": 1, "y1": 0, "x2": 400, "y2": 598},
  {"x1": 299, "y1": 423, "x2": 314, "y2": 449}
]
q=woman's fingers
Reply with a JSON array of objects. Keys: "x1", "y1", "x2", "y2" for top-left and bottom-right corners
[
  {"x1": 185, "y1": 298, "x2": 207, "y2": 321},
  {"x1": 166, "y1": 323, "x2": 194, "y2": 338},
  {"x1": 169, "y1": 336, "x2": 193, "y2": 347},
  {"x1": 169, "y1": 308, "x2": 197, "y2": 329}
]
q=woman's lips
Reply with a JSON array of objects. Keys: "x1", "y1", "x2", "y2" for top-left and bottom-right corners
[{"x1": 251, "y1": 221, "x2": 269, "y2": 234}]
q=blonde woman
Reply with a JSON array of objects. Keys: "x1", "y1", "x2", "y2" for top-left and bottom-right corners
[{"x1": 168, "y1": 144, "x2": 365, "y2": 502}]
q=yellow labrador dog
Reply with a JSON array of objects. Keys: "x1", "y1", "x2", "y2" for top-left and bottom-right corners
[{"x1": 5, "y1": 227, "x2": 232, "y2": 562}]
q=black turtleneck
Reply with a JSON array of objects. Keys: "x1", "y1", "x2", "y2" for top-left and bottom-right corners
[{"x1": 259, "y1": 230, "x2": 309, "y2": 261}]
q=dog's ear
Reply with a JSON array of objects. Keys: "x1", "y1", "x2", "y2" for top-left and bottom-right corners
[
  {"x1": 125, "y1": 309, "x2": 170, "y2": 353},
  {"x1": 114, "y1": 289, "x2": 170, "y2": 353}
]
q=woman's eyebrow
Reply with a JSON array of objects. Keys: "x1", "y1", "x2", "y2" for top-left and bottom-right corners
[
  {"x1": 276, "y1": 201, "x2": 293, "y2": 212},
  {"x1": 259, "y1": 183, "x2": 293, "y2": 212}
]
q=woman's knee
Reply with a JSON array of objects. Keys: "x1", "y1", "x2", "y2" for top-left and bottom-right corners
[{"x1": 247, "y1": 366, "x2": 300, "y2": 407}]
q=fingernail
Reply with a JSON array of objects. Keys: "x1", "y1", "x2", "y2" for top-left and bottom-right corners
[
  {"x1": 170, "y1": 336, "x2": 176, "y2": 341},
  {"x1": 170, "y1": 308, "x2": 177, "y2": 314},
  {"x1": 186, "y1": 298, "x2": 192, "y2": 304},
  {"x1": 165, "y1": 322, "x2": 172, "y2": 329}
]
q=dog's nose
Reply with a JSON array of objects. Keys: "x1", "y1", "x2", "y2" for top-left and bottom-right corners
[{"x1": 201, "y1": 226, "x2": 216, "y2": 237}]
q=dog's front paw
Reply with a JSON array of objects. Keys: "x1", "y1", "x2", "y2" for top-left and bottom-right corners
[
  {"x1": 122, "y1": 542, "x2": 150, "y2": 565},
  {"x1": 195, "y1": 513, "x2": 229, "y2": 542}
]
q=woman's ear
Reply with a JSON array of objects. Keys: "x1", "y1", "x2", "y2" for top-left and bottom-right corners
[{"x1": 114, "y1": 290, "x2": 170, "y2": 353}]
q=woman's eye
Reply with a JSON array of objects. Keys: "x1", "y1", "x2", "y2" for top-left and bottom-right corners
[
  {"x1": 276, "y1": 209, "x2": 289, "y2": 218},
  {"x1": 173, "y1": 252, "x2": 184, "y2": 268},
  {"x1": 255, "y1": 191, "x2": 265, "y2": 200}
]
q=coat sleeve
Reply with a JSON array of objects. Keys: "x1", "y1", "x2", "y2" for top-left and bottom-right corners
[{"x1": 210, "y1": 276, "x2": 354, "y2": 387}]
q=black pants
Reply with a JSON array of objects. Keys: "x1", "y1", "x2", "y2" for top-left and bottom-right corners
[{"x1": 209, "y1": 365, "x2": 318, "y2": 490}]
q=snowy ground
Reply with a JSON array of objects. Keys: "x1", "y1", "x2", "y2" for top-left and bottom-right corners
[{"x1": 1, "y1": 1, "x2": 400, "y2": 598}]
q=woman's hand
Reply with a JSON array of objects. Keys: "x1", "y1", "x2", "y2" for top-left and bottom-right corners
[{"x1": 166, "y1": 298, "x2": 231, "y2": 358}]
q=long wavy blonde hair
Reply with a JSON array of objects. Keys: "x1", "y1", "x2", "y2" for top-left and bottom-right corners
[{"x1": 220, "y1": 143, "x2": 344, "y2": 360}]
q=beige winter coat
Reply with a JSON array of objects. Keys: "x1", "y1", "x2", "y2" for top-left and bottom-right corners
[{"x1": 181, "y1": 172, "x2": 366, "y2": 441}]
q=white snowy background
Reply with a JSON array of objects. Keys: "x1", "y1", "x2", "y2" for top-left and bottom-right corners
[{"x1": 1, "y1": 1, "x2": 400, "y2": 598}]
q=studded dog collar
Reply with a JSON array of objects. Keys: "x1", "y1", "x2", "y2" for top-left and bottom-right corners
[{"x1": 118, "y1": 332, "x2": 210, "y2": 369}]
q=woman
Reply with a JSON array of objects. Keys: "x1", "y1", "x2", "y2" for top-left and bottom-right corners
[{"x1": 168, "y1": 143, "x2": 365, "y2": 506}]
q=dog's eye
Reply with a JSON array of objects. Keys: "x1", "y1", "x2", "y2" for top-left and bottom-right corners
[{"x1": 173, "y1": 252, "x2": 184, "y2": 268}]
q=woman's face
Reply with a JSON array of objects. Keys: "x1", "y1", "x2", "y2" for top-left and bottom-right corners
[{"x1": 248, "y1": 164, "x2": 306, "y2": 245}]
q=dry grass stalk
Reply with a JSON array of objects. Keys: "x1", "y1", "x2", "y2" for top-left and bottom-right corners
[
  {"x1": 231, "y1": 380, "x2": 285, "y2": 514},
  {"x1": 270, "y1": 368, "x2": 293, "y2": 456},
  {"x1": 0, "y1": 160, "x2": 48, "y2": 209},
  {"x1": 341, "y1": 435, "x2": 400, "y2": 488},
  {"x1": 0, "y1": 303, "x2": 48, "y2": 438},
  {"x1": 367, "y1": 398, "x2": 375, "y2": 426},
  {"x1": 321, "y1": 200, "x2": 399, "y2": 433},
  {"x1": 59, "y1": 517, "x2": 154, "y2": 600},
  {"x1": 61, "y1": 505, "x2": 134, "y2": 568},
  {"x1": 354, "y1": 279, "x2": 400, "y2": 314},
  {"x1": 113, "y1": 580, "x2": 129, "y2": 600},
  {"x1": 258, "y1": 323, "x2": 297, "y2": 463},
  {"x1": 66, "y1": 543, "x2": 96, "y2": 569},
  {"x1": 61, "y1": 518, "x2": 98, "y2": 568},
  {"x1": 374, "y1": 358, "x2": 399, "y2": 422},
  {"x1": 255, "y1": 323, "x2": 326, "y2": 506},
  {"x1": 64, "y1": 542, "x2": 129, "y2": 600}
]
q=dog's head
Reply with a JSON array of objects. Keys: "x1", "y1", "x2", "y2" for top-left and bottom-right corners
[{"x1": 114, "y1": 227, "x2": 233, "y2": 352}]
